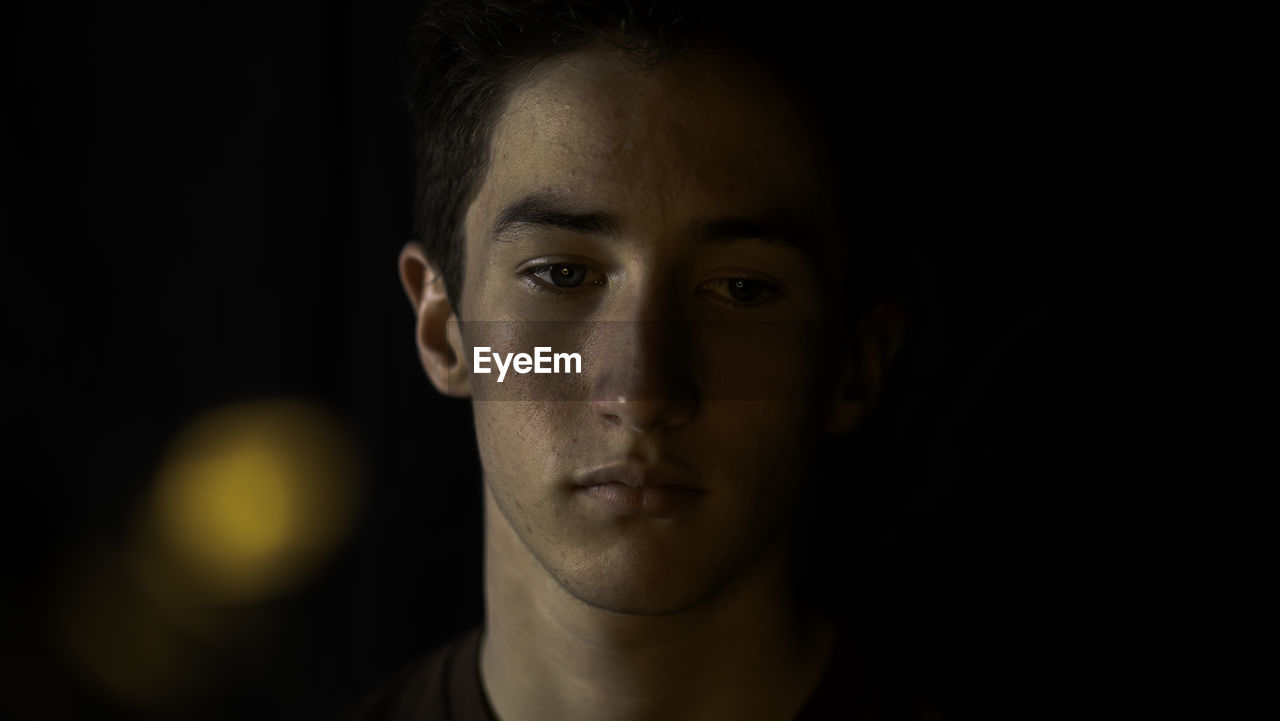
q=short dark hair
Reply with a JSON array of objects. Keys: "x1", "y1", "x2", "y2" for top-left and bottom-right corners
[{"x1": 407, "y1": 0, "x2": 905, "y2": 317}]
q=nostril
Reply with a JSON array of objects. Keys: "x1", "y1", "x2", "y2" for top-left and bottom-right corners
[{"x1": 602, "y1": 413, "x2": 621, "y2": 426}]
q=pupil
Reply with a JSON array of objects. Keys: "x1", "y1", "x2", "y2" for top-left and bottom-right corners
[
  {"x1": 728, "y1": 278, "x2": 763, "y2": 302},
  {"x1": 550, "y1": 264, "x2": 587, "y2": 288}
]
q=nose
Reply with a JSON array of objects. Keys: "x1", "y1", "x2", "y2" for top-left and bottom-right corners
[{"x1": 590, "y1": 319, "x2": 699, "y2": 432}]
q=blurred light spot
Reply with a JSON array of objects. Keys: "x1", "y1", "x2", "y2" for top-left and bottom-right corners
[
  {"x1": 147, "y1": 398, "x2": 359, "y2": 602},
  {"x1": 51, "y1": 398, "x2": 361, "y2": 712},
  {"x1": 55, "y1": 551, "x2": 196, "y2": 710}
]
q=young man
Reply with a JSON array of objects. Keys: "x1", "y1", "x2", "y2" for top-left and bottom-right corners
[{"x1": 356, "y1": 2, "x2": 915, "y2": 719}]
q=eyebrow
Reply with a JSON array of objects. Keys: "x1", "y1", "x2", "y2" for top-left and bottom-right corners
[
  {"x1": 490, "y1": 191, "x2": 817, "y2": 255},
  {"x1": 491, "y1": 192, "x2": 621, "y2": 242},
  {"x1": 694, "y1": 216, "x2": 811, "y2": 251}
]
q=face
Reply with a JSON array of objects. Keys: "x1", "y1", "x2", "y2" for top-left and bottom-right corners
[{"x1": 455, "y1": 46, "x2": 857, "y2": 615}]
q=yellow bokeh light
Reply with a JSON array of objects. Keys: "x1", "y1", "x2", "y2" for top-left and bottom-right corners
[
  {"x1": 51, "y1": 398, "x2": 361, "y2": 713},
  {"x1": 147, "y1": 398, "x2": 359, "y2": 602}
]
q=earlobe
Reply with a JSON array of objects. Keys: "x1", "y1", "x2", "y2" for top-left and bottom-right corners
[
  {"x1": 824, "y1": 299, "x2": 905, "y2": 435},
  {"x1": 399, "y1": 242, "x2": 471, "y2": 398}
]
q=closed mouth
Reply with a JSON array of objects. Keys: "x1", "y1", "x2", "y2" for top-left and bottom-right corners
[{"x1": 573, "y1": 462, "x2": 703, "y2": 491}]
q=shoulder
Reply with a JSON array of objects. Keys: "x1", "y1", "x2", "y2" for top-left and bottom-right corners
[{"x1": 341, "y1": 627, "x2": 493, "y2": 721}]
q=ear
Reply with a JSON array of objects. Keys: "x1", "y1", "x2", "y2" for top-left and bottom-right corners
[
  {"x1": 399, "y1": 241, "x2": 470, "y2": 398},
  {"x1": 824, "y1": 298, "x2": 906, "y2": 434}
]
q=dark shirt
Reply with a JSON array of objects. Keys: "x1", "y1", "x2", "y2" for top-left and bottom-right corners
[
  {"x1": 348, "y1": 628, "x2": 493, "y2": 721},
  {"x1": 346, "y1": 625, "x2": 938, "y2": 720}
]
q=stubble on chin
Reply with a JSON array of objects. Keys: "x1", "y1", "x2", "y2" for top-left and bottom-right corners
[{"x1": 486, "y1": 473, "x2": 793, "y2": 617}]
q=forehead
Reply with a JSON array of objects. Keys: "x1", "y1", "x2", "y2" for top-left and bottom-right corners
[{"x1": 467, "y1": 44, "x2": 844, "y2": 251}]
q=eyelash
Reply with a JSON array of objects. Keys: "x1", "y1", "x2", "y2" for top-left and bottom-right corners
[{"x1": 519, "y1": 262, "x2": 781, "y2": 310}]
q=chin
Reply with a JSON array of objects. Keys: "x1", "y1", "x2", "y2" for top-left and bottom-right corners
[
  {"x1": 547, "y1": 534, "x2": 745, "y2": 616},
  {"x1": 554, "y1": 568, "x2": 712, "y2": 616}
]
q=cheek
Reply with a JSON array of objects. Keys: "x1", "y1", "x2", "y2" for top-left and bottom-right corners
[
  {"x1": 723, "y1": 403, "x2": 821, "y2": 463},
  {"x1": 693, "y1": 322, "x2": 832, "y2": 411},
  {"x1": 688, "y1": 403, "x2": 819, "y2": 541},
  {"x1": 471, "y1": 400, "x2": 584, "y2": 488}
]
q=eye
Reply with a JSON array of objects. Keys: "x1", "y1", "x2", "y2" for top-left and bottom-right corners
[
  {"x1": 726, "y1": 278, "x2": 765, "y2": 302},
  {"x1": 698, "y1": 277, "x2": 779, "y2": 309},
  {"x1": 522, "y1": 262, "x2": 605, "y2": 293}
]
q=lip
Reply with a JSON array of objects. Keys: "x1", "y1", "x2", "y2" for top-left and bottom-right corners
[
  {"x1": 574, "y1": 462, "x2": 703, "y2": 490},
  {"x1": 573, "y1": 463, "x2": 704, "y2": 518}
]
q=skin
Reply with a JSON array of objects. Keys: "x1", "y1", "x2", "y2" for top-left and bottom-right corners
[{"x1": 401, "y1": 44, "x2": 902, "y2": 721}]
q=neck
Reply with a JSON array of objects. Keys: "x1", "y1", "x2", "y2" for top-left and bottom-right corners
[{"x1": 479, "y1": 486, "x2": 837, "y2": 721}]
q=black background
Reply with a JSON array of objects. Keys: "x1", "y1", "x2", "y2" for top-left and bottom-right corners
[{"x1": 2, "y1": 1, "x2": 1268, "y2": 719}]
